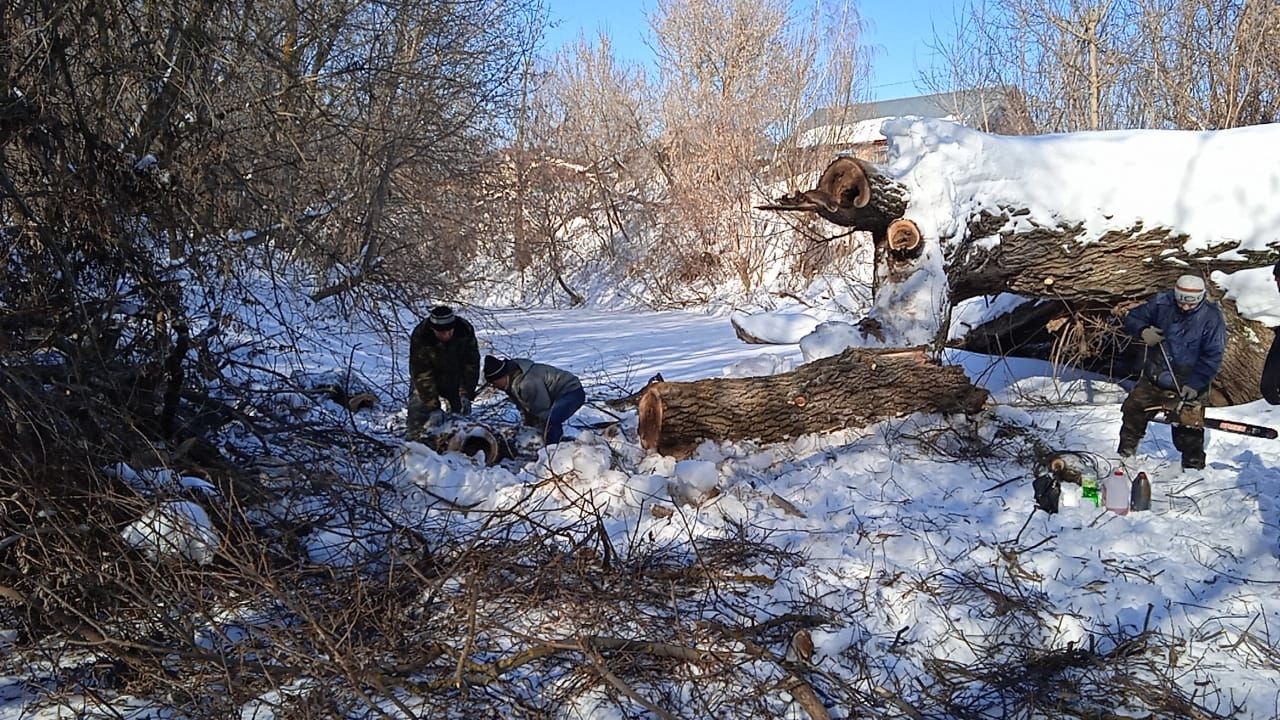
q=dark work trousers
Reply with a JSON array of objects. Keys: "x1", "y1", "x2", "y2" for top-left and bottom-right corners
[
  {"x1": 1261, "y1": 328, "x2": 1280, "y2": 405},
  {"x1": 1119, "y1": 377, "x2": 1205, "y2": 467},
  {"x1": 406, "y1": 384, "x2": 464, "y2": 434},
  {"x1": 543, "y1": 388, "x2": 587, "y2": 445}
]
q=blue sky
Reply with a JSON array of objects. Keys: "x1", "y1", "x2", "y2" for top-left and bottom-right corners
[{"x1": 542, "y1": 0, "x2": 953, "y2": 102}]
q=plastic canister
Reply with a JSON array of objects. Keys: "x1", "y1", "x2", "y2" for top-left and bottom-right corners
[
  {"x1": 1080, "y1": 474, "x2": 1100, "y2": 507},
  {"x1": 1130, "y1": 471, "x2": 1151, "y2": 511},
  {"x1": 1102, "y1": 469, "x2": 1130, "y2": 515}
]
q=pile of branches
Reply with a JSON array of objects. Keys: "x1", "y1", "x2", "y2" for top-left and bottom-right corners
[{"x1": 0, "y1": 463, "x2": 875, "y2": 718}]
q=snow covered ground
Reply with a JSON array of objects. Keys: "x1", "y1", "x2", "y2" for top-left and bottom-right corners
[
  {"x1": 7, "y1": 296, "x2": 1280, "y2": 718},
  {"x1": 429, "y1": 307, "x2": 1280, "y2": 718},
  {"x1": 228, "y1": 301, "x2": 1280, "y2": 715},
  {"x1": 7, "y1": 116, "x2": 1280, "y2": 717}
]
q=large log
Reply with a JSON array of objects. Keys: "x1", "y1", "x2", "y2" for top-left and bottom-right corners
[
  {"x1": 757, "y1": 156, "x2": 910, "y2": 236},
  {"x1": 765, "y1": 148, "x2": 1275, "y2": 404},
  {"x1": 949, "y1": 295, "x2": 1267, "y2": 406},
  {"x1": 940, "y1": 212, "x2": 1273, "y2": 405},
  {"x1": 637, "y1": 348, "x2": 988, "y2": 456}
]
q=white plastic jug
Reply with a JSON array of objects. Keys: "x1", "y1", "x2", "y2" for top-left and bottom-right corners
[{"x1": 1102, "y1": 469, "x2": 1130, "y2": 515}]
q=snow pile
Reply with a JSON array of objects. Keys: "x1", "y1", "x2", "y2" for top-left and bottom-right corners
[
  {"x1": 121, "y1": 501, "x2": 220, "y2": 565},
  {"x1": 883, "y1": 118, "x2": 1280, "y2": 256},
  {"x1": 722, "y1": 352, "x2": 794, "y2": 377},
  {"x1": 730, "y1": 309, "x2": 822, "y2": 343},
  {"x1": 667, "y1": 459, "x2": 721, "y2": 505},
  {"x1": 1216, "y1": 265, "x2": 1280, "y2": 327}
]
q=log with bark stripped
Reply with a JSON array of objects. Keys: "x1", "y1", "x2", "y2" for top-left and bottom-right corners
[{"x1": 637, "y1": 348, "x2": 988, "y2": 456}]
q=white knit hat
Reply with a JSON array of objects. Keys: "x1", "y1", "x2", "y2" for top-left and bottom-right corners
[{"x1": 1173, "y1": 275, "x2": 1206, "y2": 306}]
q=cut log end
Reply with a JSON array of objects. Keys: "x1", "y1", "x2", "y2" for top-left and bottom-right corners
[
  {"x1": 428, "y1": 424, "x2": 508, "y2": 466},
  {"x1": 817, "y1": 156, "x2": 871, "y2": 210},
  {"x1": 638, "y1": 387, "x2": 665, "y2": 450},
  {"x1": 887, "y1": 219, "x2": 922, "y2": 252}
]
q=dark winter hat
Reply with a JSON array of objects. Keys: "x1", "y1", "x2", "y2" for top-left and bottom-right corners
[
  {"x1": 483, "y1": 355, "x2": 510, "y2": 383},
  {"x1": 428, "y1": 305, "x2": 457, "y2": 328}
]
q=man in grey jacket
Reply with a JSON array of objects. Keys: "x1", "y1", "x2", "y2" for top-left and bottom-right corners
[{"x1": 483, "y1": 355, "x2": 586, "y2": 445}]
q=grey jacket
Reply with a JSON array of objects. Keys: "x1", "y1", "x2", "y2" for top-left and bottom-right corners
[{"x1": 505, "y1": 358, "x2": 583, "y2": 420}]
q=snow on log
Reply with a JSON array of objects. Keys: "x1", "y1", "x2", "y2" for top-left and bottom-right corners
[
  {"x1": 764, "y1": 119, "x2": 1280, "y2": 403},
  {"x1": 730, "y1": 310, "x2": 821, "y2": 345},
  {"x1": 636, "y1": 348, "x2": 988, "y2": 457}
]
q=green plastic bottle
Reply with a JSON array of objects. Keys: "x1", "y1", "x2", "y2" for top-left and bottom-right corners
[{"x1": 1080, "y1": 474, "x2": 1100, "y2": 507}]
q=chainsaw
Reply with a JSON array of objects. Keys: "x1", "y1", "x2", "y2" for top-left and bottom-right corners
[
  {"x1": 1145, "y1": 393, "x2": 1277, "y2": 439},
  {"x1": 1143, "y1": 343, "x2": 1277, "y2": 440}
]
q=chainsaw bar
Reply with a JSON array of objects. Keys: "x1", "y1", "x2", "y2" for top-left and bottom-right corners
[{"x1": 1151, "y1": 413, "x2": 1278, "y2": 439}]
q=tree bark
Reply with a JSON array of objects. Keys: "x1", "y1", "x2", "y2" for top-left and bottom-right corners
[
  {"x1": 637, "y1": 348, "x2": 988, "y2": 456},
  {"x1": 948, "y1": 295, "x2": 1268, "y2": 406},
  {"x1": 943, "y1": 212, "x2": 1272, "y2": 405},
  {"x1": 766, "y1": 159, "x2": 1275, "y2": 405},
  {"x1": 757, "y1": 156, "x2": 909, "y2": 235}
]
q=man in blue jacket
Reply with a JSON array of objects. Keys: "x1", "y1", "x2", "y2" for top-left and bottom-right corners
[{"x1": 1118, "y1": 275, "x2": 1227, "y2": 469}]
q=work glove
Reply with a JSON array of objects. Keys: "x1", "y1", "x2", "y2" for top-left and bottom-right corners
[
  {"x1": 459, "y1": 396, "x2": 473, "y2": 416},
  {"x1": 1140, "y1": 326, "x2": 1165, "y2": 346},
  {"x1": 1179, "y1": 385, "x2": 1199, "y2": 401}
]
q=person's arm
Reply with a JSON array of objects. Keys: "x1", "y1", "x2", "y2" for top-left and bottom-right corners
[{"x1": 1123, "y1": 296, "x2": 1157, "y2": 338}]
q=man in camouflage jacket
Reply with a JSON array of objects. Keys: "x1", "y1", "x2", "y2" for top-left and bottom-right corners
[{"x1": 406, "y1": 306, "x2": 480, "y2": 438}]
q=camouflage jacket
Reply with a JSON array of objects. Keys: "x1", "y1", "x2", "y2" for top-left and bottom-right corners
[
  {"x1": 409, "y1": 316, "x2": 480, "y2": 410},
  {"x1": 504, "y1": 358, "x2": 583, "y2": 421}
]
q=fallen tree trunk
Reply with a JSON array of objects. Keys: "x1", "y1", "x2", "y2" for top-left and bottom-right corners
[
  {"x1": 757, "y1": 156, "x2": 910, "y2": 239},
  {"x1": 764, "y1": 136, "x2": 1276, "y2": 404},
  {"x1": 637, "y1": 348, "x2": 988, "y2": 456}
]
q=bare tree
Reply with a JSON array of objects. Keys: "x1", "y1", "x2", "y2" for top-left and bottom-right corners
[
  {"x1": 927, "y1": 0, "x2": 1280, "y2": 133},
  {"x1": 1128, "y1": 0, "x2": 1280, "y2": 129},
  {"x1": 643, "y1": 0, "x2": 870, "y2": 299},
  {"x1": 1, "y1": 3, "x2": 544, "y2": 711},
  {"x1": 500, "y1": 0, "x2": 871, "y2": 306},
  {"x1": 495, "y1": 36, "x2": 662, "y2": 303}
]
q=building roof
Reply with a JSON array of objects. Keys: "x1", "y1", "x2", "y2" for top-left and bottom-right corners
[{"x1": 794, "y1": 88, "x2": 1016, "y2": 148}]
